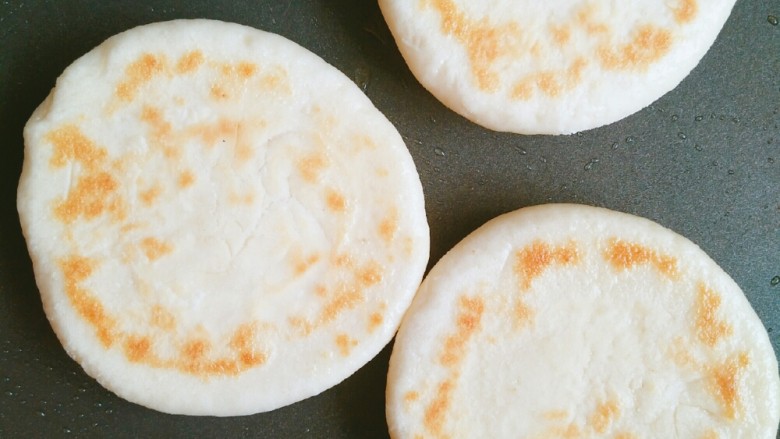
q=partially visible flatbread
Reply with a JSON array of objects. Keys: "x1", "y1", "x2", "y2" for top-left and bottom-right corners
[
  {"x1": 379, "y1": 0, "x2": 737, "y2": 134},
  {"x1": 18, "y1": 19, "x2": 429, "y2": 416},
  {"x1": 387, "y1": 204, "x2": 779, "y2": 438}
]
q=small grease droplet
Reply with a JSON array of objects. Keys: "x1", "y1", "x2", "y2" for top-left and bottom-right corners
[
  {"x1": 694, "y1": 144, "x2": 703, "y2": 151},
  {"x1": 433, "y1": 147, "x2": 446, "y2": 157},
  {"x1": 695, "y1": 115, "x2": 704, "y2": 122},
  {"x1": 769, "y1": 15, "x2": 779, "y2": 26},
  {"x1": 678, "y1": 132, "x2": 687, "y2": 140},
  {"x1": 625, "y1": 136, "x2": 635, "y2": 143},
  {"x1": 671, "y1": 114, "x2": 679, "y2": 122},
  {"x1": 584, "y1": 158, "x2": 599, "y2": 171},
  {"x1": 352, "y1": 67, "x2": 371, "y2": 91},
  {"x1": 611, "y1": 142, "x2": 619, "y2": 150},
  {"x1": 771, "y1": 276, "x2": 780, "y2": 286},
  {"x1": 727, "y1": 169, "x2": 735, "y2": 175},
  {"x1": 62, "y1": 428, "x2": 71, "y2": 434},
  {"x1": 514, "y1": 146, "x2": 527, "y2": 155}
]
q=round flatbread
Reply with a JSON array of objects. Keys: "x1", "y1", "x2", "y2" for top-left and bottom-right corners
[
  {"x1": 379, "y1": 0, "x2": 737, "y2": 134},
  {"x1": 387, "y1": 204, "x2": 779, "y2": 438},
  {"x1": 18, "y1": 19, "x2": 429, "y2": 416}
]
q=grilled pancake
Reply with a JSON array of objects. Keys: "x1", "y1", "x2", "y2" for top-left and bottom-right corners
[
  {"x1": 387, "y1": 204, "x2": 779, "y2": 438},
  {"x1": 379, "y1": 0, "x2": 737, "y2": 134},
  {"x1": 17, "y1": 19, "x2": 429, "y2": 416}
]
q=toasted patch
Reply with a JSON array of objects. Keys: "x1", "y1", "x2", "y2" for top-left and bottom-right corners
[
  {"x1": 379, "y1": 0, "x2": 737, "y2": 134},
  {"x1": 18, "y1": 19, "x2": 429, "y2": 416},
  {"x1": 386, "y1": 204, "x2": 779, "y2": 438}
]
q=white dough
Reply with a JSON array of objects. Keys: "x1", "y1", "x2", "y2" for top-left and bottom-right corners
[
  {"x1": 387, "y1": 204, "x2": 779, "y2": 438},
  {"x1": 379, "y1": 0, "x2": 737, "y2": 134},
  {"x1": 18, "y1": 19, "x2": 429, "y2": 416}
]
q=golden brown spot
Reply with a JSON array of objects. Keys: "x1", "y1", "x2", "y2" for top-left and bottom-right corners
[
  {"x1": 297, "y1": 152, "x2": 328, "y2": 183},
  {"x1": 230, "y1": 323, "x2": 266, "y2": 367},
  {"x1": 375, "y1": 167, "x2": 389, "y2": 177},
  {"x1": 511, "y1": 79, "x2": 533, "y2": 101},
  {"x1": 598, "y1": 25, "x2": 672, "y2": 71},
  {"x1": 140, "y1": 237, "x2": 173, "y2": 261},
  {"x1": 187, "y1": 118, "x2": 236, "y2": 147},
  {"x1": 536, "y1": 72, "x2": 561, "y2": 97},
  {"x1": 695, "y1": 284, "x2": 733, "y2": 347},
  {"x1": 210, "y1": 84, "x2": 229, "y2": 100},
  {"x1": 404, "y1": 390, "x2": 420, "y2": 403},
  {"x1": 440, "y1": 295, "x2": 485, "y2": 367},
  {"x1": 590, "y1": 400, "x2": 620, "y2": 433},
  {"x1": 605, "y1": 239, "x2": 679, "y2": 278},
  {"x1": 289, "y1": 316, "x2": 314, "y2": 337},
  {"x1": 425, "y1": 0, "x2": 520, "y2": 91},
  {"x1": 672, "y1": 0, "x2": 698, "y2": 24},
  {"x1": 543, "y1": 424, "x2": 582, "y2": 439},
  {"x1": 139, "y1": 185, "x2": 162, "y2": 206},
  {"x1": 124, "y1": 335, "x2": 152, "y2": 363},
  {"x1": 699, "y1": 430, "x2": 719, "y2": 439},
  {"x1": 575, "y1": 5, "x2": 609, "y2": 36},
  {"x1": 140, "y1": 106, "x2": 171, "y2": 136},
  {"x1": 234, "y1": 138, "x2": 253, "y2": 163},
  {"x1": 181, "y1": 339, "x2": 210, "y2": 368},
  {"x1": 228, "y1": 192, "x2": 255, "y2": 205},
  {"x1": 368, "y1": 312, "x2": 384, "y2": 333},
  {"x1": 424, "y1": 379, "x2": 454, "y2": 437},
  {"x1": 543, "y1": 410, "x2": 569, "y2": 421},
  {"x1": 237, "y1": 62, "x2": 257, "y2": 78},
  {"x1": 335, "y1": 333, "x2": 358, "y2": 356},
  {"x1": 46, "y1": 125, "x2": 107, "y2": 169},
  {"x1": 708, "y1": 352, "x2": 750, "y2": 419},
  {"x1": 59, "y1": 256, "x2": 117, "y2": 347},
  {"x1": 258, "y1": 70, "x2": 289, "y2": 93},
  {"x1": 515, "y1": 241, "x2": 579, "y2": 291},
  {"x1": 294, "y1": 254, "x2": 321, "y2": 276},
  {"x1": 326, "y1": 189, "x2": 347, "y2": 212},
  {"x1": 513, "y1": 301, "x2": 535, "y2": 329},
  {"x1": 61, "y1": 257, "x2": 267, "y2": 377},
  {"x1": 567, "y1": 57, "x2": 588, "y2": 82},
  {"x1": 333, "y1": 253, "x2": 354, "y2": 268},
  {"x1": 357, "y1": 261, "x2": 383, "y2": 287},
  {"x1": 175, "y1": 50, "x2": 204, "y2": 74},
  {"x1": 150, "y1": 305, "x2": 176, "y2": 331},
  {"x1": 354, "y1": 134, "x2": 378, "y2": 151},
  {"x1": 54, "y1": 172, "x2": 120, "y2": 223},
  {"x1": 322, "y1": 286, "x2": 364, "y2": 325},
  {"x1": 551, "y1": 25, "x2": 571, "y2": 46},
  {"x1": 375, "y1": 209, "x2": 396, "y2": 239},
  {"x1": 178, "y1": 170, "x2": 195, "y2": 189},
  {"x1": 116, "y1": 53, "x2": 166, "y2": 101}
]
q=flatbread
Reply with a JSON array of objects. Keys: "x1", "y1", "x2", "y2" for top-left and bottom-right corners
[
  {"x1": 387, "y1": 204, "x2": 779, "y2": 438},
  {"x1": 17, "y1": 19, "x2": 429, "y2": 416},
  {"x1": 379, "y1": 0, "x2": 737, "y2": 134}
]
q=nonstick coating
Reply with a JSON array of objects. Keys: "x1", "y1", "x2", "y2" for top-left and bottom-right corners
[{"x1": 1, "y1": 1, "x2": 778, "y2": 437}]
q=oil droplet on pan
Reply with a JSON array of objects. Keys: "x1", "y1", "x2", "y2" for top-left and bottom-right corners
[
  {"x1": 584, "y1": 158, "x2": 599, "y2": 171},
  {"x1": 768, "y1": 15, "x2": 779, "y2": 26},
  {"x1": 771, "y1": 276, "x2": 780, "y2": 286}
]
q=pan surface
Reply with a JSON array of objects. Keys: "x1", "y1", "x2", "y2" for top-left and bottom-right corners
[{"x1": 0, "y1": 0, "x2": 777, "y2": 437}]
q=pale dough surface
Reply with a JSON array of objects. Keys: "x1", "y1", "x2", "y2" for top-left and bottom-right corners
[
  {"x1": 18, "y1": 19, "x2": 429, "y2": 416},
  {"x1": 379, "y1": 0, "x2": 737, "y2": 134},
  {"x1": 387, "y1": 204, "x2": 779, "y2": 438}
]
